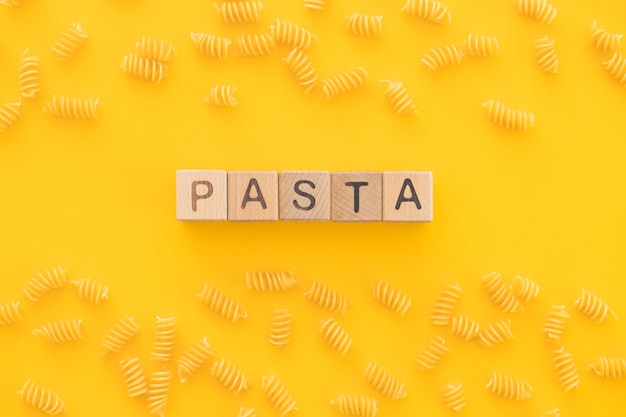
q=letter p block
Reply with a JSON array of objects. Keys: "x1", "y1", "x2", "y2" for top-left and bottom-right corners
[{"x1": 176, "y1": 170, "x2": 227, "y2": 220}]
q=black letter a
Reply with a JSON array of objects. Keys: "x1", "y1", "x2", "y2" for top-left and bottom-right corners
[
  {"x1": 241, "y1": 179, "x2": 267, "y2": 209},
  {"x1": 395, "y1": 179, "x2": 421, "y2": 210}
]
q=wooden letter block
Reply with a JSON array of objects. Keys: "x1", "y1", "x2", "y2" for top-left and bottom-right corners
[
  {"x1": 331, "y1": 172, "x2": 382, "y2": 222},
  {"x1": 382, "y1": 171, "x2": 433, "y2": 222},
  {"x1": 176, "y1": 170, "x2": 227, "y2": 221},
  {"x1": 228, "y1": 171, "x2": 278, "y2": 221},
  {"x1": 279, "y1": 171, "x2": 331, "y2": 221}
]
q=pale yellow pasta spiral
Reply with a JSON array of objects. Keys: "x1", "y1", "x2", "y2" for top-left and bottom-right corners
[
  {"x1": 553, "y1": 345, "x2": 580, "y2": 392},
  {"x1": 135, "y1": 36, "x2": 177, "y2": 62},
  {"x1": 0, "y1": 99, "x2": 22, "y2": 134},
  {"x1": 177, "y1": 337, "x2": 213, "y2": 383},
  {"x1": 416, "y1": 335, "x2": 449, "y2": 371},
  {"x1": 482, "y1": 100, "x2": 535, "y2": 133},
  {"x1": 51, "y1": 22, "x2": 88, "y2": 61},
  {"x1": 319, "y1": 317, "x2": 353, "y2": 356},
  {"x1": 401, "y1": 0, "x2": 451, "y2": 25},
  {"x1": 603, "y1": 51, "x2": 626, "y2": 86},
  {"x1": 204, "y1": 85, "x2": 239, "y2": 108},
  {"x1": 485, "y1": 371, "x2": 532, "y2": 400},
  {"x1": 535, "y1": 36, "x2": 558, "y2": 73},
  {"x1": 23, "y1": 266, "x2": 67, "y2": 302},
  {"x1": 269, "y1": 308, "x2": 293, "y2": 350},
  {"x1": 481, "y1": 271, "x2": 523, "y2": 312},
  {"x1": 345, "y1": 14, "x2": 383, "y2": 37},
  {"x1": 463, "y1": 34, "x2": 500, "y2": 57},
  {"x1": 511, "y1": 274, "x2": 540, "y2": 303},
  {"x1": 100, "y1": 316, "x2": 140, "y2": 354},
  {"x1": 541, "y1": 305, "x2": 569, "y2": 341},
  {"x1": 478, "y1": 319, "x2": 514, "y2": 348},
  {"x1": 210, "y1": 357, "x2": 250, "y2": 394},
  {"x1": 363, "y1": 362, "x2": 407, "y2": 400},
  {"x1": 303, "y1": 0, "x2": 324, "y2": 11},
  {"x1": 151, "y1": 316, "x2": 175, "y2": 368},
  {"x1": 198, "y1": 283, "x2": 248, "y2": 321},
  {"x1": 371, "y1": 281, "x2": 412, "y2": 316},
  {"x1": 380, "y1": 80, "x2": 418, "y2": 116},
  {"x1": 213, "y1": 1, "x2": 263, "y2": 23},
  {"x1": 588, "y1": 356, "x2": 626, "y2": 378},
  {"x1": 119, "y1": 356, "x2": 148, "y2": 397},
  {"x1": 0, "y1": 301, "x2": 23, "y2": 325},
  {"x1": 0, "y1": 0, "x2": 23, "y2": 6},
  {"x1": 238, "y1": 407, "x2": 257, "y2": 417},
  {"x1": 421, "y1": 44, "x2": 465, "y2": 71},
  {"x1": 575, "y1": 289, "x2": 617, "y2": 322},
  {"x1": 442, "y1": 383, "x2": 466, "y2": 412},
  {"x1": 147, "y1": 370, "x2": 171, "y2": 417},
  {"x1": 591, "y1": 21, "x2": 623, "y2": 54},
  {"x1": 17, "y1": 379, "x2": 66, "y2": 416},
  {"x1": 235, "y1": 33, "x2": 275, "y2": 57},
  {"x1": 304, "y1": 280, "x2": 352, "y2": 314},
  {"x1": 319, "y1": 67, "x2": 368, "y2": 99},
  {"x1": 451, "y1": 314, "x2": 480, "y2": 341},
  {"x1": 431, "y1": 283, "x2": 462, "y2": 326},
  {"x1": 283, "y1": 48, "x2": 318, "y2": 94},
  {"x1": 515, "y1": 0, "x2": 557, "y2": 25},
  {"x1": 190, "y1": 33, "x2": 232, "y2": 59},
  {"x1": 18, "y1": 49, "x2": 40, "y2": 100},
  {"x1": 262, "y1": 374, "x2": 298, "y2": 417},
  {"x1": 121, "y1": 54, "x2": 168, "y2": 84},
  {"x1": 32, "y1": 319, "x2": 83, "y2": 343},
  {"x1": 70, "y1": 278, "x2": 109, "y2": 305},
  {"x1": 330, "y1": 394, "x2": 379, "y2": 417},
  {"x1": 43, "y1": 95, "x2": 100, "y2": 120},
  {"x1": 246, "y1": 270, "x2": 298, "y2": 291},
  {"x1": 271, "y1": 20, "x2": 315, "y2": 50}
]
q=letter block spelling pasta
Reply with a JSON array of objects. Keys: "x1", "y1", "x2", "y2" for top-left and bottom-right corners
[
  {"x1": 176, "y1": 170, "x2": 228, "y2": 220},
  {"x1": 382, "y1": 172, "x2": 432, "y2": 222},
  {"x1": 228, "y1": 171, "x2": 279, "y2": 221},
  {"x1": 331, "y1": 172, "x2": 382, "y2": 222},
  {"x1": 279, "y1": 171, "x2": 331, "y2": 221}
]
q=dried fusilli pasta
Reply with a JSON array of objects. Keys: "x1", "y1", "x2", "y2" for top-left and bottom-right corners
[
  {"x1": 0, "y1": 100, "x2": 22, "y2": 133},
  {"x1": 0, "y1": 301, "x2": 23, "y2": 325},
  {"x1": 485, "y1": 371, "x2": 532, "y2": 400},
  {"x1": 319, "y1": 67, "x2": 368, "y2": 99},
  {"x1": 345, "y1": 14, "x2": 383, "y2": 37},
  {"x1": 100, "y1": 316, "x2": 140, "y2": 354},
  {"x1": 515, "y1": 0, "x2": 557, "y2": 25},
  {"x1": 121, "y1": 54, "x2": 168, "y2": 84},
  {"x1": 214, "y1": 1, "x2": 263, "y2": 23},
  {"x1": 246, "y1": 270, "x2": 298, "y2": 291},
  {"x1": 51, "y1": 22, "x2": 88, "y2": 61},
  {"x1": 177, "y1": 337, "x2": 214, "y2": 383},
  {"x1": 147, "y1": 370, "x2": 171, "y2": 417},
  {"x1": 463, "y1": 34, "x2": 500, "y2": 57},
  {"x1": 330, "y1": 394, "x2": 379, "y2": 417},
  {"x1": 119, "y1": 356, "x2": 149, "y2": 397},
  {"x1": 191, "y1": 33, "x2": 232, "y2": 59},
  {"x1": 43, "y1": 95, "x2": 100, "y2": 120},
  {"x1": 239, "y1": 407, "x2": 257, "y2": 417},
  {"x1": 364, "y1": 362, "x2": 407, "y2": 400},
  {"x1": 482, "y1": 271, "x2": 523, "y2": 312},
  {"x1": 431, "y1": 283, "x2": 462, "y2": 326},
  {"x1": 303, "y1": 0, "x2": 324, "y2": 12},
  {"x1": 23, "y1": 266, "x2": 67, "y2": 302},
  {"x1": 534, "y1": 36, "x2": 558, "y2": 73},
  {"x1": 319, "y1": 317, "x2": 353, "y2": 356},
  {"x1": 32, "y1": 319, "x2": 83, "y2": 343},
  {"x1": 478, "y1": 319, "x2": 514, "y2": 348},
  {"x1": 18, "y1": 49, "x2": 40, "y2": 100},
  {"x1": 575, "y1": 289, "x2": 617, "y2": 322},
  {"x1": 553, "y1": 345, "x2": 580, "y2": 392},
  {"x1": 421, "y1": 44, "x2": 464, "y2": 71},
  {"x1": 271, "y1": 20, "x2": 315, "y2": 50},
  {"x1": 511, "y1": 274, "x2": 540, "y2": 303},
  {"x1": 151, "y1": 316, "x2": 175, "y2": 368},
  {"x1": 591, "y1": 21, "x2": 623, "y2": 54},
  {"x1": 416, "y1": 335, "x2": 449, "y2": 371},
  {"x1": 198, "y1": 283, "x2": 248, "y2": 321},
  {"x1": 204, "y1": 85, "x2": 239, "y2": 108},
  {"x1": 483, "y1": 100, "x2": 535, "y2": 132},
  {"x1": 135, "y1": 36, "x2": 177, "y2": 62},
  {"x1": 283, "y1": 48, "x2": 318, "y2": 94},
  {"x1": 542, "y1": 305, "x2": 569, "y2": 341},
  {"x1": 70, "y1": 278, "x2": 108, "y2": 305},
  {"x1": 211, "y1": 357, "x2": 250, "y2": 394},
  {"x1": 304, "y1": 280, "x2": 351, "y2": 314},
  {"x1": 262, "y1": 374, "x2": 298, "y2": 417},
  {"x1": 371, "y1": 281, "x2": 412, "y2": 316},
  {"x1": 401, "y1": 0, "x2": 451, "y2": 25},
  {"x1": 269, "y1": 308, "x2": 292, "y2": 350},
  {"x1": 588, "y1": 356, "x2": 626, "y2": 378},
  {"x1": 451, "y1": 314, "x2": 480, "y2": 341},
  {"x1": 380, "y1": 80, "x2": 418, "y2": 115},
  {"x1": 442, "y1": 383, "x2": 466, "y2": 412},
  {"x1": 234, "y1": 32, "x2": 275, "y2": 57},
  {"x1": 603, "y1": 51, "x2": 626, "y2": 86},
  {"x1": 17, "y1": 379, "x2": 66, "y2": 416}
]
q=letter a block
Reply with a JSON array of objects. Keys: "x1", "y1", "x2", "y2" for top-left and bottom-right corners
[
  {"x1": 382, "y1": 171, "x2": 433, "y2": 222},
  {"x1": 228, "y1": 171, "x2": 279, "y2": 221},
  {"x1": 176, "y1": 170, "x2": 227, "y2": 220},
  {"x1": 279, "y1": 171, "x2": 331, "y2": 221},
  {"x1": 331, "y1": 172, "x2": 382, "y2": 222}
]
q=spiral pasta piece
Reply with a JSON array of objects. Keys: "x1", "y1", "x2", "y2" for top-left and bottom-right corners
[
  {"x1": 575, "y1": 289, "x2": 617, "y2": 322},
  {"x1": 177, "y1": 337, "x2": 214, "y2": 382},
  {"x1": 151, "y1": 316, "x2": 175, "y2": 368},
  {"x1": 51, "y1": 22, "x2": 88, "y2": 61},
  {"x1": 421, "y1": 44, "x2": 464, "y2": 71},
  {"x1": 43, "y1": 95, "x2": 100, "y2": 120},
  {"x1": 541, "y1": 305, "x2": 569, "y2": 341},
  {"x1": 431, "y1": 283, "x2": 462, "y2": 326},
  {"x1": 119, "y1": 356, "x2": 149, "y2": 397},
  {"x1": 483, "y1": 100, "x2": 535, "y2": 133},
  {"x1": 588, "y1": 356, "x2": 626, "y2": 378},
  {"x1": 198, "y1": 283, "x2": 248, "y2": 321},
  {"x1": 271, "y1": 20, "x2": 315, "y2": 50},
  {"x1": 246, "y1": 270, "x2": 298, "y2": 291},
  {"x1": 478, "y1": 319, "x2": 514, "y2": 348},
  {"x1": 0, "y1": 0, "x2": 23, "y2": 6},
  {"x1": 591, "y1": 21, "x2": 623, "y2": 54},
  {"x1": 32, "y1": 319, "x2": 83, "y2": 343},
  {"x1": 210, "y1": 357, "x2": 250, "y2": 394},
  {"x1": 0, "y1": 301, "x2": 23, "y2": 325},
  {"x1": 534, "y1": 36, "x2": 558, "y2": 73},
  {"x1": 213, "y1": 1, "x2": 263, "y2": 23},
  {"x1": 330, "y1": 394, "x2": 379, "y2": 417},
  {"x1": 481, "y1": 271, "x2": 524, "y2": 312},
  {"x1": 442, "y1": 383, "x2": 466, "y2": 412},
  {"x1": 70, "y1": 278, "x2": 108, "y2": 305},
  {"x1": 511, "y1": 275, "x2": 540, "y2": 303},
  {"x1": 17, "y1": 379, "x2": 66, "y2": 416},
  {"x1": 269, "y1": 308, "x2": 292, "y2": 350},
  {"x1": 515, "y1": 0, "x2": 557, "y2": 25},
  {"x1": 23, "y1": 266, "x2": 67, "y2": 303},
  {"x1": 0, "y1": 100, "x2": 22, "y2": 133},
  {"x1": 147, "y1": 370, "x2": 171, "y2": 417},
  {"x1": 135, "y1": 36, "x2": 177, "y2": 62},
  {"x1": 283, "y1": 48, "x2": 318, "y2": 94},
  {"x1": 364, "y1": 362, "x2": 407, "y2": 400},
  {"x1": 371, "y1": 281, "x2": 412, "y2": 316},
  {"x1": 380, "y1": 80, "x2": 418, "y2": 115},
  {"x1": 121, "y1": 54, "x2": 168, "y2": 84},
  {"x1": 603, "y1": 51, "x2": 626, "y2": 85},
  {"x1": 262, "y1": 374, "x2": 298, "y2": 417},
  {"x1": 485, "y1": 371, "x2": 532, "y2": 400},
  {"x1": 319, "y1": 66, "x2": 368, "y2": 99},
  {"x1": 304, "y1": 280, "x2": 352, "y2": 314},
  {"x1": 100, "y1": 316, "x2": 140, "y2": 354},
  {"x1": 553, "y1": 345, "x2": 580, "y2": 392},
  {"x1": 238, "y1": 407, "x2": 257, "y2": 417},
  {"x1": 345, "y1": 14, "x2": 383, "y2": 37},
  {"x1": 451, "y1": 314, "x2": 480, "y2": 341},
  {"x1": 463, "y1": 34, "x2": 500, "y2": 57},
  {"x1": 204, "y1": 85, "x2": 239, "y2": 108},
  {"x1": 401, "y1": 0, "x2": 451, "y2": 25},
  {"x1": 18, "y1": 49, "x2": 40, "y2": 100},
  {"x1": 416, "y1": 335, "x2": 449, "y2": 371},
  {"x1": 319, "y1": 317, "x2": 353, "y2": 356},
  {"x1": 191, "y1": 33, "x2": 232, "y2": 59},
  {"x1": 234, "y1": 32, "x2": 275, "y2": 57},
  {"x1": 303, "y1": 0, "x2": 324, "y2": 11}
]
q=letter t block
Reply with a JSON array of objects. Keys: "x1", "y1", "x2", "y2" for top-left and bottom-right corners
[
  {"x1": 331, "y1": 172, "x2": 382, "y2": 222},
  {"x1": 176, "y1": 170, "x2": 227, "y2": 220}
]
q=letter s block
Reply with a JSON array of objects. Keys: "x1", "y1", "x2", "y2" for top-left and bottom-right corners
[
  {"x1": 176, "y1": 170, "x2": 227, "y2": 220},
  {"x1": 279, "y1": 171, "x2": 330, "y2": 221},
  {"x1": 382, "y1": 171, "x2": 433, "y2": 222},
  {"x1": 228, "y1": 171, "x2": 279, "y2": 221}
]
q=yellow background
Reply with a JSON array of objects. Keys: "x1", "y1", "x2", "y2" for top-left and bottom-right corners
[{"x1": 2, "y1": 0, "x2": 626, "y2": 416}]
